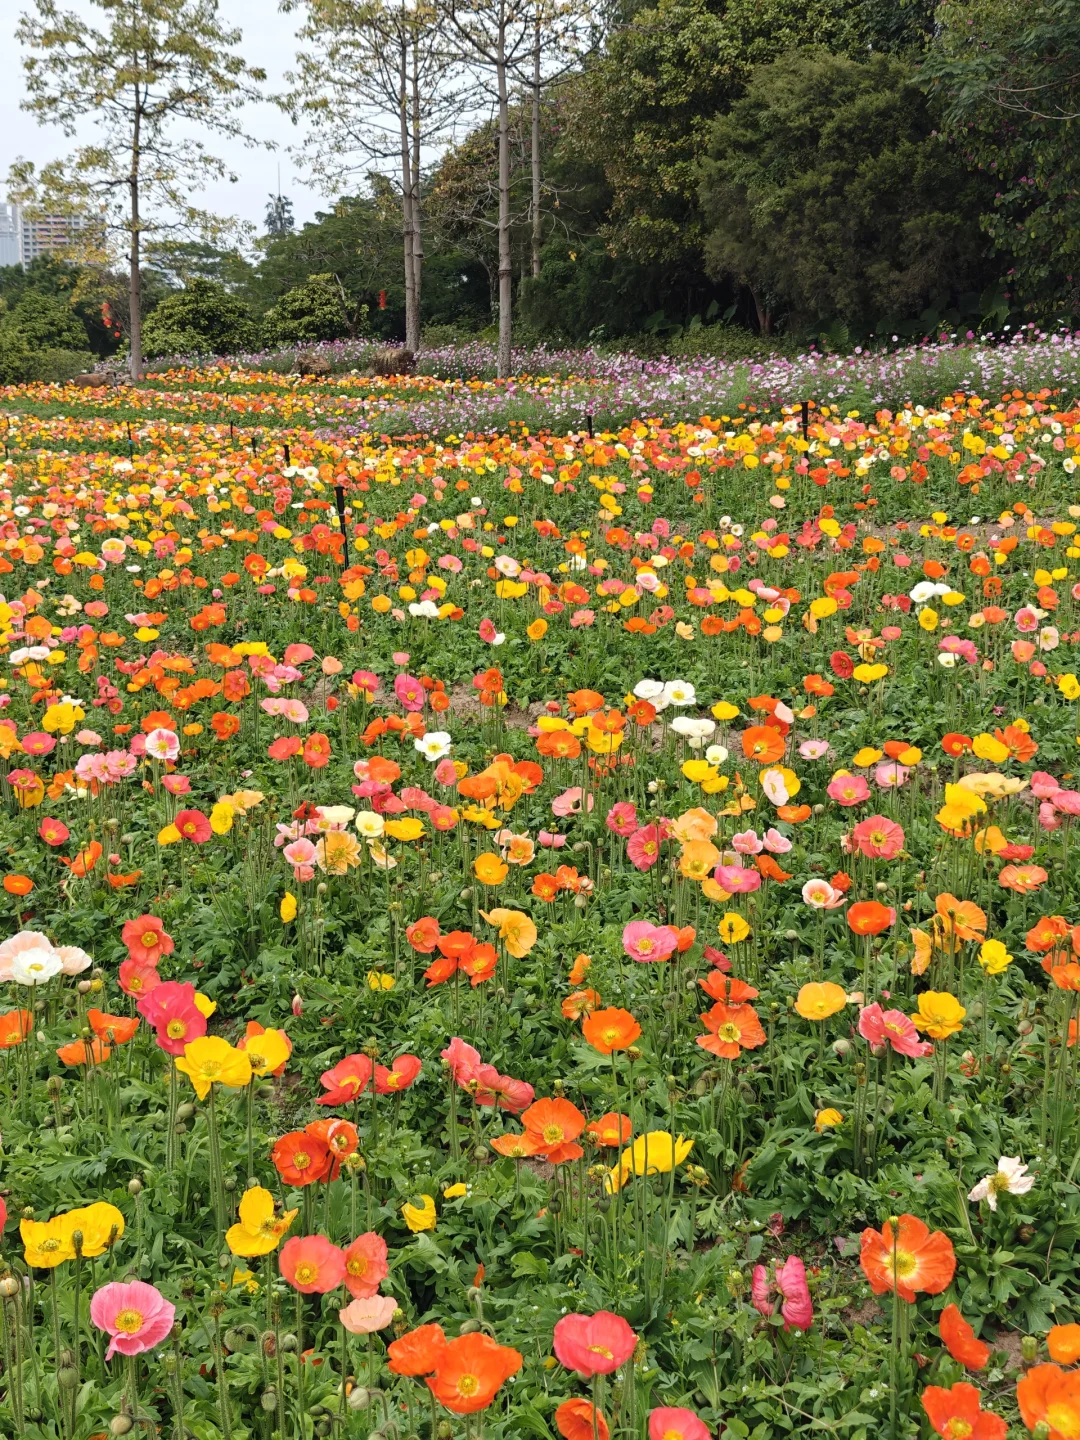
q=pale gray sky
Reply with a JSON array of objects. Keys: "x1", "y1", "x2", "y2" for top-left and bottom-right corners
[{"x1": 1, "y1": 0, "x2": 334, "y2": 241}]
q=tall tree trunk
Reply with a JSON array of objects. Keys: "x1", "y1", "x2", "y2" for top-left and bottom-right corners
[
  {"x1": 410, "y1": 37, "x2": 424, "y2": 348},
  {"x1": 496, "y1": 11, "x2": 512, "y2": 379},
  {"x1": 530, "y1": 5, "x2": 541, "y2": 280},
  {"x1": 398, "y1": 32, "x2": 419, "y2": 352},
  {"x1": 129, "y1": 84, "x2": 143, "y2": 382}
]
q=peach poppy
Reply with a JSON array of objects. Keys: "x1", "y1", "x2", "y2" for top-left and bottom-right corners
[
  {"x1": 561, "y1": 988, "x2": 601, "y2": 1020},
  {"x1": 57, "y1": 1037, "x2": 111, "y2": 1066},
  {"x1": 859, "y1": 1214, "x2": 956, "y2": 1301},
  {"x1": 935, "y1": 893, "x2": 987, "y2": 941}
]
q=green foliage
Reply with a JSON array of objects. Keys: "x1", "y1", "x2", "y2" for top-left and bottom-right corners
[
  {"x1": 0, "y1": 286, "x2": 95, "y2": 383},
  {"x1": 140, "y1": 277, "x2": 259, "y2": 359},
  {"x1": 698, "y1": 49, "x2": 998, "y2": 333},
  {"x1": 923, "y1": 0, "x2": 1080, "y2": 318},
  {"x1": 261, "y1": 273, "x2": 364, "y2": 345}
]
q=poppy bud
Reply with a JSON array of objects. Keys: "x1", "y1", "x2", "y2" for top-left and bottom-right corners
[
  {"x1": 109, "y1": 1418, "x2": 133, "y2": 1437},
  {"x1": 260, "y1": 1389, "x2": 278, "y2": 1412},
  {"x1": 459, "y1": 1318, "x2": 481, "y2": 1334},
  {"x1": 0, "y1": 1276, "x2": 19, "y2": 1298},
  {"x1": 127, "y1": 1178, "x2": 142, "y2": 1195},
  {"x1": 347, "y1": 1388, "x2": 371, "y2": 1411},
  {"x1": 281, "y1": 1333, "x2": 298, "y2": 1352},
  {"x1": 1023, "y1": 1335, "x2": 1040, "y2": 1364},
  {"x1": 1033, "y1": 1424, "x2": 1051, "y2": 1440},
  {"x1": 261, "y1": 1331, "x2": 277, "y2": 1357}
]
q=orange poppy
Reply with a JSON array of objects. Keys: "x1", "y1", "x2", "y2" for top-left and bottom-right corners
[
  {"x1": 740, "y1": 726, "x2": 786, "y2": 764},
  {"x1": 426, "y1": 1332, "x2": 523, "y2": 1414},
  {"x1": 566, "y1": 689, "x2": 604, "y2": 716},
  {"x1": 847, "y1": 900, "x2": 895, "y2": 936},
  {"x1": 561, "y1": 988, "x2": 601, "y2": 1020},
  {"x1": 387, "y1": 1323, "x2": 449, "y2": 1376},
  {"x1": 521, "y1": 1097, "x2": 586, "y2": 1163},
  {"x1": 1017, "y1": 1364, "x2": 1080, "y2": 1440},
  {"x1": 582, "y1": 1007, "x2": 641, "y2": 1054},
  {"x1": 585, "y1": 1112, "x2": 632, "y2": 1147},
  {"x1": 859, "y1": 1214, "x2": 956, "y2": 1302},
  {"x1": 555, "y1": 1398, "x2": 610, "y2": 1440},
  {"x1": 536, "y1": 731, "x2": 581, "y2": 760},
  {"x1": 568, "y1": 952, "x2": 591, "y2": 985},
  {"x1": 1027, "y1": 915, "x2": 1069, "y2": 953},
  {"x1": 696, "y1": 1000, "x2": 767, "y2": 1059},
  {"x1": 939, "y1": 1303, "x2": 990, "y2": 1370},
  {"x1": 56, "y1": 1037, "x2": 112, "y2": 1066},
  {"x1": 2, "y1": 874, "x2": 32, "y2": 896},
  {"x1": 1048, "y1": 1324, "x2": 1080, "y2": 1365},
  {"x1": 490, "y1": 1132, "x2": 544, "y2": 1159},
  {"x1": 107, "y1": 870, "x2": 143, "y2": 889},
  {"x1": 920, "y1": 1382, "x2": 1005, "y2": 1440},
  {"x1": 87, "y1": 1009, "x2": 139, "y2": 1045},
  {"x1": 0, "y1": 1009, "x2": 32, "y2": 1047},
  {"x1": 935, "y1": 893, "x2": 986, "y2": 942}
]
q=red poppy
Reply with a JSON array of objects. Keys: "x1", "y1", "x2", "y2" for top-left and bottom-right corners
[
  {"x1": 829, "y1": 651, "x2": 855, "y2": 678},
  {"x1": 317, "y1": 1054, "x2": 374, "y2": 1105},
  {"x1": 174, "y1": 809, "x2": 211, "y2": 843},
  {"x1": 939, "y1": 1303, "x2": 990, "y2": 1369},
  {"x1": 374, "y1": 1054, "x2": 423, "y2": 1093}
]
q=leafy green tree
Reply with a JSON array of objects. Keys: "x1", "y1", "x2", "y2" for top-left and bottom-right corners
[
  {"x1": 262, "y1": 274, "x2": 367, "y2": 345},
  {"x1": 698, "y1": 50, "x2": 996, "y2": 334},
  {"x1": 11, "y1": 0, "x2": 266, "y2": 379},
  {"x1": 140, "y1": 277, "x2": 258, "y2": 358},
  {"x1": 922, "y1": 0, "x2": 1080, "y2": 317},
  {"x1": 0, "y1": 292, "x2": 91, "y2": 351}
]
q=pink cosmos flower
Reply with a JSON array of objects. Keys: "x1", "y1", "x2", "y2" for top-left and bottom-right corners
[
  {"x1": 858, "y1": 1001, "x2": 933, "y2": 1058},
  {"x1": 714, "y1": 864, "x2": 761, "y2": 894},
  {"x1": 340, "y1": 1295, "x2": 397, "y2": 1333},
  {"x1": 606, "y1": 801, "x2": 638, "y2": 837},
  {"x1": 751, "y1": 1256, "x2": 813, "y2": 1331},
  {"x1": 850, "y1": 816, "x2": 905, "y2": 860},
  {"x1": 827, "y1": 774, "x2": 871, "y2": 806},
  {"x1": 622, "y1": 921, "x2": 678, "y2": 964},
  {"x1": 627, "y1": 824, "x2": 661, "y2": 870},
  {"x1": 90, "y1": 1280, "x2": 175, "y2": 1360}
]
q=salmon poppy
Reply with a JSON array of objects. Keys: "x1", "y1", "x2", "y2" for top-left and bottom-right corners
[
  {"x1": 859, "y1": 1214, "x2": 956, "y2": 1301},
  {"x1": 374, "y1": 1054, "x2": 423, "y2": 1093},
  {"x1": 406, "y1": 916, "x2": 441, "y2": 953},
  {"x1": 341, "y1": 1232, "x2": 389, "y2": 1299},
  {"x1": 278, "y1": 1235, "x2": 346, "y2": 1293},
  {"x1": 582, "y1": 1007, "x2": 641, "y2": 1054},
  {"x1": 556, "y1": 1399, "x2": 609, "y2": 1440},
  {"x1": 426, "y1": 1332, "x2": 523, "y2": 1413},
  {"x1": 1017, "y1": 1364, "x2": 1080, "y2": 1440},
  {"x1": 939, "y1": 1303, "x2": 990, "y2": 1369},
  {"x1": 696, "y1": 1000, "x2": 767, "y2": 1058},
  {"x1": 698, "y1": 973, "x2": 758, "y2": 1003},
  {"x1": 561, "y1": 988, "x2": 601, "y2": 1020},
  {"x1": 553, "y1": 1310, "x2": 637, "y2": 1377},
  {"x1": 317, "y1": 1054, "x2": 373, "y2": 1105},
  {"x1": 121, "y1": 915, "x2": 174, "y2": 966},
  {"x1": 920, "y1": 1382, "x2": 1006, "y2": 1439},
  {"x1": 388, "y1": 1323, "x2": 449, "y2": 1376}
]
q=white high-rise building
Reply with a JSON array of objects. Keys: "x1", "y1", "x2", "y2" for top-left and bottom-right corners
[{"x1": 0, "y1": 202, "x2": 84, "y2": 268}]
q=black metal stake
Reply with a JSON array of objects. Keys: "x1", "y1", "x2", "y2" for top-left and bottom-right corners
[
  {"x1": 586, "y1": 413, "x2": 593, "y2": 438},
  {"x1": 800, "y1": 400, "x2": 809, "y2": 439},
  {"x1": 229, "y1": 421, "x2": 234, "y2": 439},
  {"x1": 126, "y1": 419, "x2": 133, "y2": 455},
  {"x1": 251, "y1": 432, "x2": 258, "y2": 456},
  {"x1": 334, "y1": 484, "x2": 350, "y2": 569},
  {"x1": 283, "y1": 442, "x2": 291, "y2": 466}
]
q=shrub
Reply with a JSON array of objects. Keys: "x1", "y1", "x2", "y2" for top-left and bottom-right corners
[{"x1": 141, "y1": 278, "x2": 259, "y2": 359}]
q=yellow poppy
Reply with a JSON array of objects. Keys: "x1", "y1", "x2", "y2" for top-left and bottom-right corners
[
  {"x1": 910, "y1": 991, "x2": 966, "y2": 1041},
  {"x1": 402, "y1": 1194, "x2": 437, "y2": 1232},
  {"x1": 175, "y1": 1036, "x2": 253, "y2": 1100},
  {"x1": 226, "y1": 1186, "x2": 297, "y2": 1258},
  {"x1": 794, "y1": 982, "x2": 847, "y2": 1021},
  {"x1": 473, "y1": 853, "x2": 508, "y2": 885},
  {"x1": 717, "y1": 912, "x2": 750, "y2": 945}
]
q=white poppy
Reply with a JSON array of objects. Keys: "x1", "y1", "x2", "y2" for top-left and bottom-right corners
[
  {"x1": 415, "y1": 731, "x2": 452, "y2": 761},
  {"x1": 968, "y1": 1157, "x2": 1035, "y2": 1211}
]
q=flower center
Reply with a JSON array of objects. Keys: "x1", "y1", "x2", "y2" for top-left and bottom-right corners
[
  {"x1": 294, "y1": 1263, "x2": 316, "y2": 1284},
  {"x1": 294, "y1": 1151, "x2": 311, "y2": 1170},
  {"x1": 889, "y1": 1248, "x2": 917, "y2": 1280},
  {"x1": 114, "y1": 1308, "x2": 144, "y2": 1334},
  {"x1": 587, "y1": 1345, "x2": 613, "y2": 1359},
  {"x1": 717, "y1": 1023, "x2": 741, "y2": 1043},
  {"x1": 457, "y1": 1373, "x2": 479, "y2": 1396},
  {"x1": 542, "y1": 1124, "x2": 564, "y2": 1145},
  {"x1": 1046, "y1": 1402, "x2": 1080, "y2": 1438},
  {"x1": 166, "y1": 1020, "x2": 187, "y2": 1039},
  {"x1": 944, "y1": 1421, "x2": 972, "y2": 1440},
  {"x1": 142, "y1": 931, "x2": 157, "y2": 947},
  {"x1": 348, "y1": 1256, "x2": 367, "y2": 1277}
]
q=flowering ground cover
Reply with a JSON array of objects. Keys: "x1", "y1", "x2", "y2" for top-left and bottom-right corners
[{"x1": 2, "y1": 364, "x2": 1080, "y2": 1438}]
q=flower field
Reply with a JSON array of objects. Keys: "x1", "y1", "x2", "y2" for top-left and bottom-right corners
[{"x1": 3, "y1": 364, "x2": 1080, "y2": 1439}]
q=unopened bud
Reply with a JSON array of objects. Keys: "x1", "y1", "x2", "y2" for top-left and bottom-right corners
[{"x1": 1022, "y1": 1335, "x2": 1039, "y2": 1364}]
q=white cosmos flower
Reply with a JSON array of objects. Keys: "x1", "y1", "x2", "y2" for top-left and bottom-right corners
[
  {"x1": 415, "y1": 731, "x2": 452, "y2": 761},
  {"x1": 355, "y1": 811, "x2": 385, "y2": 839},
  {"x1": 662, "y1": 679, "x2": 696, "y2": 707},
  {"x1": 968, "y1": 1157, "x2": 1035, "y2": 1211},
  {"x1": 11, "y1": 948, "x2": 63, "y2": 985},
  {"x1": 705, "y1": 744, "x2": 729, "y2": 766}
]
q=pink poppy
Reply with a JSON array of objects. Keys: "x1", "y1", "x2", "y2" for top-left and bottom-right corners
[
  {"x1": 850, "y1": 816, "x2": 905, "y2": 860},
  {"x1": 1011, "y1": 640, "x2": 1036, "y2": 663},
  {"x1": 874, "y1": 762, "x2": 910, "y2": 789},
  {"x1": 1031, "y1": 771, "x2": 1061, "y2": 799},
  {"x1": 627, "y1": 825, "x2": 661, "y2": 871},
  {"x1": 798, "y1": 739, "x2": 831, "y2": 760},
  {"x1": 553, "y1": 1311, "x2": 637, "y2": 1376},
  {"x1": 539, "y1": 830, "x2": 568, "y2": 848},
  {"x1": 826, "y1": 775, "x2": 871, "y2": 806},
  {"x1": 279, "y1": 1235, "x2": 347, "y2": 1293},
  {"x1": 751, "y1": 1256, "x2": 813, "y2": 1330},
  {"x1": 714, "y1": 864, "x2": 761, "y2": 894},
  {"x1": 1039, "y1": 802, "x2": 1063, "y2": 831},
  {"x1": 340, "y1": 1295, "x2": 397, "y2": 1333},
  {"x1": 732, "y1": 829, "x2": 763, "y2": 855},
  {"x1": 606, "y1": 801, "x2": 638, "y2": 837},
  {"x1": 552, "y1": 787, "x2": 593, "y2": 818},
  {"x1": 90, "y1": 1280, "x2": 175, "y2": 1360},
  {"x1": 283, "y1": 643, "x2": 315, "y2": 666},
  {"x1": 394, "y1": 673, "x2": 426, "y2": 711},
  {"x1": 762, "y1": 828, "x2": 792, "y2": 854},
  {"x1": 161, "y1": 774, "x2": 191, "y2": 795},
  {"x1": 570, "y1": 609, "x2": 596, "y2": 627},
  {"x1": 801, "y1": 879, "x2": 845, "y2": 910},
  {"x1": 21, "y1": 732, "x2": 56, "y2": 757},
  {"x1": 858, "y1": 1002, "x2": 932, "y2": 1058},
  {"x1": 433, "y1": 757, "x2": 458, "y2": 786},
  {"x1": 352, "y1": 670, "x2": 380, "y2": 698},
  {"x1": 622, "y1": 921, "x2": 678, "y2": 964},
  {"x1": 441, "y1": 1037, "x2": 483, "y2": 1086},
  {"x1": 1054, "y1": 790, "x2": 1080, "y2": 816}
]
